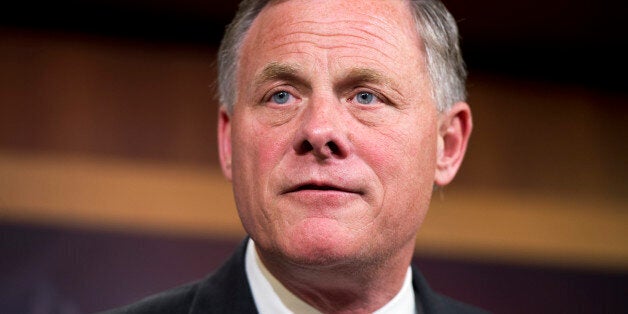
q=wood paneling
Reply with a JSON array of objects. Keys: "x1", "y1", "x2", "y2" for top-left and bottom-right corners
[{"x1": 0, "y1": 29, "x2": 219, "y2": 164}]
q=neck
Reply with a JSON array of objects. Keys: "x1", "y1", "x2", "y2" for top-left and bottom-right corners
[{"x1": 255, "y1": 241, "x2": 415, "y2": 314}]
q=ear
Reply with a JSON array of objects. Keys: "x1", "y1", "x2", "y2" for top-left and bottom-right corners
[
  {"x1": 218, "y1": 106, "x2": 233, "y2": 181},
  {"x1": 434, "y1": 102, "x2": 472, "y2": 186}
]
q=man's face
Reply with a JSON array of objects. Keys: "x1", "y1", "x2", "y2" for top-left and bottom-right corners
[{"x1": 220, "y1": 0, "x2": 443, "y2": 266}]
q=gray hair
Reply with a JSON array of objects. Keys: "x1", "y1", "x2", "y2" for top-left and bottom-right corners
[{"x1": 217, "y1": 0, "x2": 466, "y2": 113}]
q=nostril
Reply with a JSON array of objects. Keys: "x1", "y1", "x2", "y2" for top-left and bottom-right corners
[
  {"x1": 299, "y1": 140, "x2": 314, "y2": 154},
  {"x1": 326, "y1": 141, "x2": 339, "y2": 155},
  {"x1": 293, "y1": 137, "x2": 348, "y2": 159}
]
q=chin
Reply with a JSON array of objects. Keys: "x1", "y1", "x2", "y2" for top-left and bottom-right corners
[{"x1": 277, "y1": 218, "x2": 371, "y2": 267}]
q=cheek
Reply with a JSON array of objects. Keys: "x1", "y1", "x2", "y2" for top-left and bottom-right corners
[
  {"x1": 231, "y1": 118, "x2": 291, "y2": 236},
  {"x1": 358, "y1": 117, "x2": 438, "y2": 211},
  {"x1": 364, "y1": 123, "x2": 437, "y2": 181},
  {"x1": 232, "y1": 117, "x2": 292, "y2": 190},
  {"x1": 253, "y1": 132, "x2": 293, "y2": 178},
  {"x1": 351, "y1": 121, "x2": 437, "y2": 245}
]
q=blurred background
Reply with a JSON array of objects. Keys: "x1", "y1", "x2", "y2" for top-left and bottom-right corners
[{"x1": 1, "y1": 0, "x2": 626, "y2": 313}]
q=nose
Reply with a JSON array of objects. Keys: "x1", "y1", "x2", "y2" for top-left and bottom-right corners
[{"x1": 292, "y1": 97, "x2": 350, "y2": 160}]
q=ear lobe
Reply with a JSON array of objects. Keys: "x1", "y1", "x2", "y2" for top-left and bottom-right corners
[
  {"x1": 218, "y1": 107, "x2": 233, "y2": 181},
  {"x1": 434, "y1": 102, "x2": 472, "y2": 186}
]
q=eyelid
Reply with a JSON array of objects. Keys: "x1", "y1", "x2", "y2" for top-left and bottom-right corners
[
  {"x1": 261, "y1": 85, "x2": 300, "y2": 104},
  {"x1": 349, "y1": 88, "x2": 388, "y2": 105}
]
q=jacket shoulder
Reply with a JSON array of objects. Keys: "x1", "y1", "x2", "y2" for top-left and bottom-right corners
[
  {"x1": 426, "y1": 292, "x2": 490, "y2": 314},
  {"x1": 412, "y1": 266, "x2": 490, "y2": 314}
]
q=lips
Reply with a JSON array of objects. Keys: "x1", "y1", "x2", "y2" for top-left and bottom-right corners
[{"x1": 283, "y1": 181, "x2": 362, "y2": 195}]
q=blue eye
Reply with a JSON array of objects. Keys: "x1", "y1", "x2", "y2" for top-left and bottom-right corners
[
  {"x1": 355, "y1": 92, "x2": 375, "y2": 105},
  {"x1": 271, "y1": 91, "x2": 292, "y2": 104}
]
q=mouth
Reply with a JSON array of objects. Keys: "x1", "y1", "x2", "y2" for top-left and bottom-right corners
[{"x1": 284, "y1": 182, "x2": 362, "y2": 195}]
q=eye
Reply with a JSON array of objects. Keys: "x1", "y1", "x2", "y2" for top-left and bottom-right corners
[
  {"x1": 354, "y1": 91, "x2": 377, "y2": 105},
  {"x1": 270, "y1": 91, "x2": 292, "y2": 105}
]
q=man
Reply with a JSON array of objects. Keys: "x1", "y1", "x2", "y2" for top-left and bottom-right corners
[{"x1": 104, "y1": 0, "x2": 483, "y2": 313}]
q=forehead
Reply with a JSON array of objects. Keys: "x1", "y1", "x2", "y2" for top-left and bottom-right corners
[
  {"x1": 257, "y1": 0, "x2": 417, "y2": 34},
  {"x1": 238, "y1": 0, "x2": 426, "y2": 82}
]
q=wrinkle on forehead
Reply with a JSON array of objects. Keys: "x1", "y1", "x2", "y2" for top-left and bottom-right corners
[
  {"x1": 251, "y1": 0, "x2": 421, "y2": 51},
  {"x1": 267, "y1": 20, "x2": 405, "y2": 51},
  {"x1": 248, "y1": 22, "x2": 416, "y2": 74}
]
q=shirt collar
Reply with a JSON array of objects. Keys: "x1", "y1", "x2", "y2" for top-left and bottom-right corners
[{"x1": 244, "y1": 239, "x2": 416, "y2": 314}]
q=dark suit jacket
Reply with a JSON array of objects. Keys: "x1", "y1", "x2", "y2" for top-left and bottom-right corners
[{"x1": 101, "y1": 239, "x2": 488, "y2": 314}]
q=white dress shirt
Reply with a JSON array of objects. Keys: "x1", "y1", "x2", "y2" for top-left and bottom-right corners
[{"x1": 245, "y1": 239, "x2": 416, "y2": 314}]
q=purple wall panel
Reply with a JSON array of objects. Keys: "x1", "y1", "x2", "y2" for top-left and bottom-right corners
[{"x1": 1, "y1": 222, "x2": 626, "y2": 313}]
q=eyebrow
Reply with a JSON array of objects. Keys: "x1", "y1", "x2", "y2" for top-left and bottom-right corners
[
  {"x1": 254, "y1": 62, "x2": 306, "y2": 87},
  {"x1": 252, "y1": 63, "x2": 402, "y2": 98},
  {"x1": 335, "y1": 67, "x2": 401, "y2": 96},
  {"x1": 340, "y1": 68, "x2": 387, "y2": 86}
]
